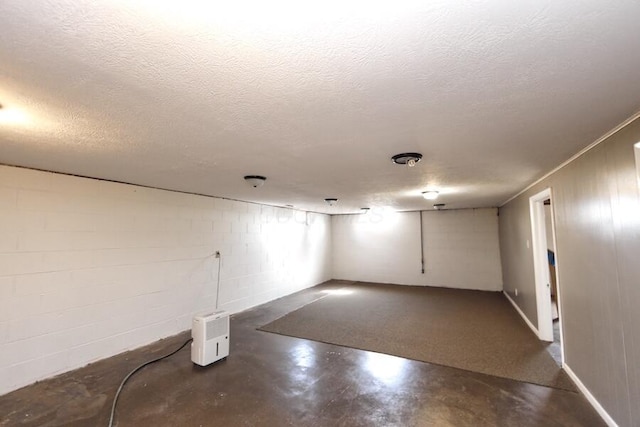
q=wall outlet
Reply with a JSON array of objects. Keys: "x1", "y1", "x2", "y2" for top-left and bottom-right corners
[{"x1": 515, "y1": 288, "x2": 518, "y2": 297}]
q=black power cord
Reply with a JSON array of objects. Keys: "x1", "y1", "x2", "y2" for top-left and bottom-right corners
[{"x1": 108, "y1": 338, "x2": 193, "y2": 427}]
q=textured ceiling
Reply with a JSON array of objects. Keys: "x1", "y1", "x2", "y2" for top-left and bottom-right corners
[{"x1": 1, "y1": 1, "x2": 640, "y2": 214}]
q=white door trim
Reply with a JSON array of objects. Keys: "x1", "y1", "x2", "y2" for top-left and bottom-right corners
[{"x1": 529, "y1": 188, "x2": 553, "y2": 342}]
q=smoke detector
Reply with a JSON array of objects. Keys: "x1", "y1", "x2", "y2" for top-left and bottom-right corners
[
  {"x1": 324, "y1": 198, "x2": 338, "y2": 206},
  {"x1": 244, "y1": 175, "x2": 266, "y2": 188}
]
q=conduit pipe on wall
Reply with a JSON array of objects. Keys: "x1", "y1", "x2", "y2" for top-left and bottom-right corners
[{"x1": 420, "y1": 210, "x2": 425, "y2": 274}]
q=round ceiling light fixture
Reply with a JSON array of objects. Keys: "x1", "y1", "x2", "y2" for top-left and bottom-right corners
[
  {"x1": 325, "y1": 198, "x2": 338, "y2": 206},
  {"x1": 422, "y1": 191, "x2": 439, "y2": 200},
  {"x1": 391, "y1": 152, "x2": 422, "y2": 167},
  {"x1": 244, "y1": 175, "x2": 266, "y2": 188}
]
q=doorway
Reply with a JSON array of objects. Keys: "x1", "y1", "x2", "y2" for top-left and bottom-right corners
[{"x1": 529, "y1": 188, "x2": 564, "y2": 365}]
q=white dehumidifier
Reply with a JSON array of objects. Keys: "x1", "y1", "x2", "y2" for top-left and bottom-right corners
[{"x1": 191, "y1": 310, "x2": 229, "y2": 366}]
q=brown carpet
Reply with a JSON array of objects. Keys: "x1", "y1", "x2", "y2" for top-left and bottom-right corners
[{"x1": 258, "y1": 282, "x2": 576, "y2": 391}]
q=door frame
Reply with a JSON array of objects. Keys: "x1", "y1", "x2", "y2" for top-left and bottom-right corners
[{"x1": 529, "y1": 188, "x2": 554, "y2": 342}]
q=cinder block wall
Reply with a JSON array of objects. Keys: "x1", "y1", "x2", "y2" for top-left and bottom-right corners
[
  {"x1": 331, "y1": 208, "x2": 502, "y2": 291},
  {"x1": 0, "y1": 165, "x2": 332, "y2": 395}
]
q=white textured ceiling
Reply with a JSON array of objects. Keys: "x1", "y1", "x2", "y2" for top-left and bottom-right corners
[{"x1": 1, "y1": 1, "x2": 640, "y2": 214}]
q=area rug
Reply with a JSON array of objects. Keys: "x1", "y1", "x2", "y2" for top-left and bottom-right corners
[{"x1": 258, "y1": 282, "x2": 576, "y2": 391}]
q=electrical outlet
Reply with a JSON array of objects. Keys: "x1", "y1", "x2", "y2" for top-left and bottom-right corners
[
  {"x1": 215, "y1": 251, "x2": 220, "y2": 258},
  {"x1": 515, "y1": 288, "x2": 518, "y2": 297}
]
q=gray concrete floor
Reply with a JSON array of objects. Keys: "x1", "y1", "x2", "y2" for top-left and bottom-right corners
[{"x1": 0, "y1": 281, "x2": 605, "y2": 426}]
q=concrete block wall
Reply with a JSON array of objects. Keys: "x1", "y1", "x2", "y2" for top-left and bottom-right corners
[
  {"x1": 0, "y1": 165, "x2": 332, "y2": 395},
  {"x1": 331, "y1": 208, "x2": 502, "y2": 291},
  {"x1": 421, "y1": 209, "x2": 503, "y2": 290}
]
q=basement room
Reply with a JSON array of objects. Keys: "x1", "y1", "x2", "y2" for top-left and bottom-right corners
[{"x1": 1, "y1": 1, "x2": 639, "y2": 426}]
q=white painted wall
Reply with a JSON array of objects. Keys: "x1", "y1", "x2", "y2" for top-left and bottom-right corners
[
  {"x1": 332, "y1": 208, "x2": 502, "y2": 291},
  {"x1": 0, "y1": 165, "x2": 332, "y2": 395},
  {"x1": 544, "y1": 204, "x2": 555, "y2": 252}
]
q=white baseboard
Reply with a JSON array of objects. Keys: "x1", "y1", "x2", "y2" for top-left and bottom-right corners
[
  {"x1": 503, "y1": 291, "x2": 540, "y2": 338},
  {"x1": 563, "y1": 364, "x2": 618, "y2": 427},
  {"x1": 502, "y1": 292, "x2": 619, "y2": 426}
]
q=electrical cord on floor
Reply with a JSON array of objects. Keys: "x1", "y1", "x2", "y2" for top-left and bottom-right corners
[
  {"x1": 108, "y1": 338, "x2": 193, "y2": 427},
  {"x1": 215, "y1": 253, "x2": 222, "y2": 310}
]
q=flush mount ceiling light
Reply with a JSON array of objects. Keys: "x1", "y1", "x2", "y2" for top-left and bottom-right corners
[
  {"x1": 325, "y1": 198, "x2": 338, "y2": 206},
  {"x1": 391, "y1": 152, "x2": 422, "y2": 167},
  {"x1": 434, "y1": 203, "x2": 445, "y2": 210},
  {"x1": 244, "y1": 175, "x2": 266, "y2": 188},
  {"x1": 0, "y1": 104, "x2": 30, "y2": 126},
  {"x1": 422, "y1": 191, "x2": 439, "y2": 200}
]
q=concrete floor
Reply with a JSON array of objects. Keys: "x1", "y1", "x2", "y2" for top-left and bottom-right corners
[{"x1": 0, "y1": 281, "x2": 605, "y2": 426}]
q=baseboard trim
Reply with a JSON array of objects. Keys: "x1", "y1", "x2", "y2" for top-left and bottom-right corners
[
  {"x1": 503, "y1": 291, "x2": 540, "y2": 338},
  {"x1": 502, "y1": 292, "x2": 619, "y2": 426},
  {"x1": 563, "y1": 364, "x2": 619, "y2": 427}
]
